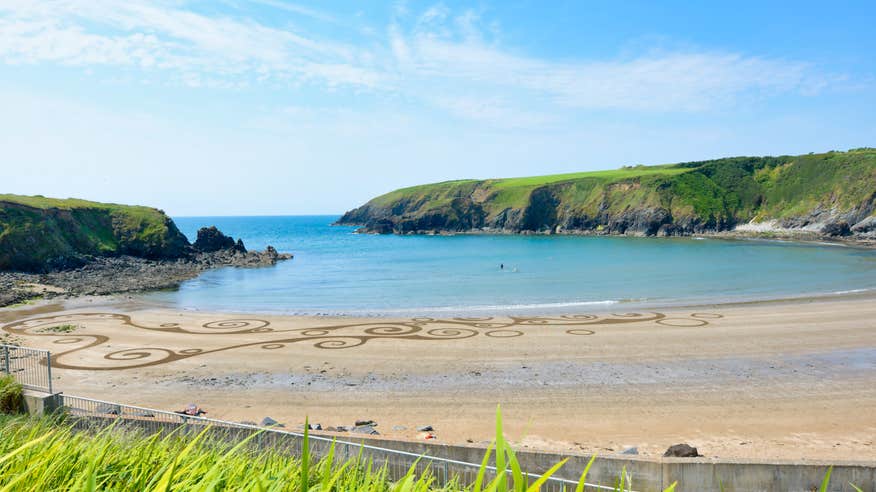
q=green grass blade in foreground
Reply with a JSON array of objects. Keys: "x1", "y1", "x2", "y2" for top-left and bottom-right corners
[
  {"x1": 152, "y1": 426, "x2": 210, "y2": 491},
  {"x1": 472, "y1": 443, "x2": 494, "y2": 492},
  {"x1": 819, "y1": 466, "x2": 833, "y2": 492},
  {"x1": 574, "y1": 454, "x2": 597, "y2": 492},
  {"x1": 524, "y1": 458, "x2": 568, "y2": 492},
  {"x1": 495, "y1": 405, "x2": 507, "y2": 491},
  {"x1": 505, "y1": 440, "x2": 526, "y2": 491},
  {"x1": 300, "y1": 417, "x2": 310, "y2": 492}
]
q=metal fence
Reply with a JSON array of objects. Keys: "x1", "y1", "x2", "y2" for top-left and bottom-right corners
[
  {"x1": 60, "y1": 394, "x2": 627, "y2": 491},
  {"x1": 0, "y1": 344, "x2": 52, "y2": 393}
]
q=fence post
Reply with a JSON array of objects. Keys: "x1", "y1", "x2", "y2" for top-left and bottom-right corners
[
  {"x1": 46, "y1": 352, "x2": 53, "y2": 394},
  {"x1": 3, "y1": 345, "x2": 8, "y2": 374}
]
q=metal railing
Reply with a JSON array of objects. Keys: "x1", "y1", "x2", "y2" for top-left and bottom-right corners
[
  {"x1": 60, "y1": 394, "x2": 627, "y2": 491},
  {"x1": 0, "y1": 344, "x2": 52, "y2": 393}
]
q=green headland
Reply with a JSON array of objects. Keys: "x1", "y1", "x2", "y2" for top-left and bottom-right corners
[{"x1": 338, "y1": 148, "x2": 876, "y2": 239}]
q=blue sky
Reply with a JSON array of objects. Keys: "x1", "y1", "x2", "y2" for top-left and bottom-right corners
[{"x1": 1, "y1": 1, "x2": 874, "y2": 215}]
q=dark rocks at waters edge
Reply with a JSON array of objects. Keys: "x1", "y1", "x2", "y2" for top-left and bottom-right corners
[
  {"x1": 0, "y1": 227, "x2": 292, "y2": 307},
  {"x1": 194, "y1": 226, "x2": 248, "y2": 253},
  {"x1": 0, "y1": 276, "x2": 37, "y2": 307},
  {"x1": 663, "y1": 443, "x2": 700, "y2": 457}
]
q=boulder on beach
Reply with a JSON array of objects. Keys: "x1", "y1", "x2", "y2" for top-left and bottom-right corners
[
  {"x1": 355, "y1": 419, "x2": 376, "y2": 427},
  {"x1": 352, "y1": 425, "x2": 379, "y2": 435},
  {"x1": 663, "y1": 444, "x2": 700, "y2": 457}
]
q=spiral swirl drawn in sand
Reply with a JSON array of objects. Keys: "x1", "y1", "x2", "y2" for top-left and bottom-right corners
[{"x1": 1, "y1": 311, "x2": 721, "y2": 370}]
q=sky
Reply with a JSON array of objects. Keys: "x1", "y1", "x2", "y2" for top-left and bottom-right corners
[{"x1": 1, "y1": 1, "x2": 875, "y2": 215}]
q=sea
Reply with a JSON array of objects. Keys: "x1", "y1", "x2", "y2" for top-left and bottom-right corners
[{"x1": 139, "y1": 216, "x2": 876, "y2": 316}]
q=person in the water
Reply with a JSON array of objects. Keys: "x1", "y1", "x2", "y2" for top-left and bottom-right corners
[{"x1": 500, "y1": 263, "x2": 504, "y2": 270}]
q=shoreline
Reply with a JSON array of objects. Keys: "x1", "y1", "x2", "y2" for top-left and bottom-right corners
[
  {"x1": 4, "y1": 282, "x2": 875, "y2": 320},
  {"x1": 133, "y1": 284, "x2": 876, "y2": 318},
  {"x1": 342, "y1": 223, "x2": 876, "y2": 249},
  {"x1": 2, "y1": 293, "x2": 875, "y2": 461}
]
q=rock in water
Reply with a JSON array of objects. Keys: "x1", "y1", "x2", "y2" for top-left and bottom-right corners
[
  {"x1": 194, "y1": 226, "x2": 237, "y2": 252},
  {"x1": 663, "y1": 444, "x2": 700, "y2": 457}
]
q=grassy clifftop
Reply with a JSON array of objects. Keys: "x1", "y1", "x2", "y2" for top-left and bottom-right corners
[
  {"x1": 338, "y1": 149, "x2": 876, "y2": 238},
  {"x1": 0, "y1": 194, "x2": 190, "y2": 272}
]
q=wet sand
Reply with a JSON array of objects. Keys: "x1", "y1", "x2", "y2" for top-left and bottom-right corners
[{"x1": 2, "y1": 294, "x2": 875, "y2": 461}]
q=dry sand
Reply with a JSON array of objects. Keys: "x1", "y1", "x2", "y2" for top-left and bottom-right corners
[{"x1": 1, "y1": 294, "x2": 875, "y2": 461}]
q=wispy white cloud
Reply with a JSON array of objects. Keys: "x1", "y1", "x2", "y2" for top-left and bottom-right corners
[
  {"x1": 0, "y1": 1, "x2": 847, "y2": 126},
  {"x1": 0, "y1": 0, "x2": 385, "y2": 88}
]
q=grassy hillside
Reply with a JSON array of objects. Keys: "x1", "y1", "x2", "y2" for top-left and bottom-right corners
[
  {"x1": 339, "y1": 149, "x2": 876, "y2": 237},
  {"x1": 0, "y1": 194, "x2": 190, "y2": 272}
]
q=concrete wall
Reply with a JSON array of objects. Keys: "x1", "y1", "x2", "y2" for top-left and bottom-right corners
[
  {"x1": 21, "y1": 389, "x2": 63, "y2": 416},
  {"x1": 64, "y1": 414, "x2": 876, "y2": 492}
]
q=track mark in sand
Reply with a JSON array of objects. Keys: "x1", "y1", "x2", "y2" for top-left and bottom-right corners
[{"x1": 1, "y1": 312, "x2": 721, "y2": 370}]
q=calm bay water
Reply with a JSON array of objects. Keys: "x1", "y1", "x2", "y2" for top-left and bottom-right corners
[{"x1": 140, "y1": 216, "x2": 876, "y2": 315}]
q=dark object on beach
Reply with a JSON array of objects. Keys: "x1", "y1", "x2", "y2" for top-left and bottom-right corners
[
  {"x1": 663, "y1": 444, "x2": 700, "y2": 457},
  {"x1": 97, "y1": 404, "x2": 121, "y2": 415},
  {"x1": 620, "y1": 446, "x2": 638, "y2": 455},
  {"x1": 260, "y1": 416, "x2": 283, "y2": 427},
  {"x1": 355, "y1": 419, "x2": 376, "y2": 427},
  {"x1": 417, "y1": 425, "x2": 434, "y2": 432},
  {"x1": 174, "y1": 403, "x2": 207, "y2": 417},
  {"x1": 352, "y1": 425, "x2": 379, "y2": 435},
  {"x1": 308, "y1": 423, "x2": 322, "y2": 431}
]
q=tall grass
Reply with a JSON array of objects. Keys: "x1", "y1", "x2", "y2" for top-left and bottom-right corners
[
  {"x1": 0, "y1": 375, "x2": 23, "y2": 414},
  {"x1": 0, "y1": 410, "x2": 851, "y2": 491}
]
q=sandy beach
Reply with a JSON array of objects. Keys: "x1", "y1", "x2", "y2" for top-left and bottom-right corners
[{"x1": 2, "y1": 293, "x2": 875, "y2": 462}]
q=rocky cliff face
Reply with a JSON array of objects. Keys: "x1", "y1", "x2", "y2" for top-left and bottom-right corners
[
  {"x1": 0, "y1": 195, "x2": 292, "y2": 273},
  {"x1": 0, "y1": 197, "x2": 294, "y2": 306},
  {"x1": 0, "y1": 198, "x2": 190, "y2": 272},
  {"x1": 337, "y1": 149, "x2": 876, "y2": 241}
]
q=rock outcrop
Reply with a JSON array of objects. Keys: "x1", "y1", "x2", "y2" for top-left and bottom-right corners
[
  {"x1": 337, "y1": 149, "x2": 876, "y2": 242},
  {"x1": 0, "y1": 195, "x2": 293, "y2": 306}
]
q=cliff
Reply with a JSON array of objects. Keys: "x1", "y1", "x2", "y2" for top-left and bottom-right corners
[
  {"x1": 0, "y1": 195, "x2": 292, "y2": 274},
  {"x1": 0, "y1": 195, "x2": 191, "y2": 272},
  {"x1": 337, "y1": 149, "x2": 876, "y2": 240}
]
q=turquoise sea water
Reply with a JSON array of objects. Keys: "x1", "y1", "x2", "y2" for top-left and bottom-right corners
[{"x1": 140, "y1": 216, "x2": 876, "y2": 315}]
